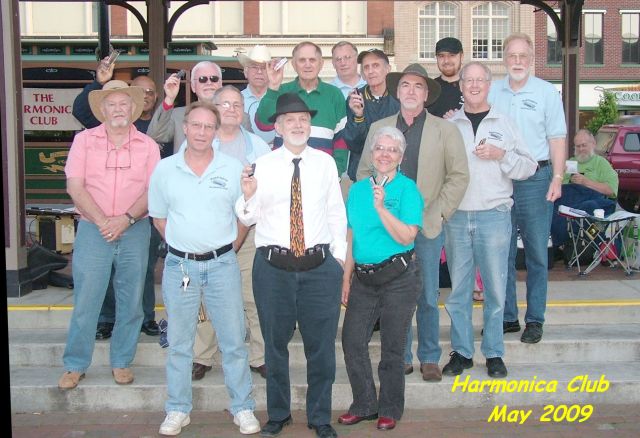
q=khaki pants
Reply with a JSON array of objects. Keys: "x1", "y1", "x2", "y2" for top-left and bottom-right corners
[{"x1": 193, "y1": 227, "x2": 265, "y2": 367}]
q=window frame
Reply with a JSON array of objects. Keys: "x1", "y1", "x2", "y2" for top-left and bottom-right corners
[
  {"x1": 471, "y1": 1, "x2": 511, "y2": 61},
  {"x1": 417, "y1": 1, "x2": 459, "y2": 60}
]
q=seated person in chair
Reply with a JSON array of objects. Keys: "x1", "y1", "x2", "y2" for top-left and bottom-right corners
[{"x1": 551, "y1": 129, "x2": 619, "y2": 248}]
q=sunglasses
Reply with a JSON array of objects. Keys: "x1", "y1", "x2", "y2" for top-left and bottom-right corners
[{"x1": 197, "y1": 75, "x2": 220, "y2": 84}]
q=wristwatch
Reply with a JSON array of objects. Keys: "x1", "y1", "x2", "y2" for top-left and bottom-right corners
[{"x1": 125, "y1": 212, "x2": 137, "y2": 225}]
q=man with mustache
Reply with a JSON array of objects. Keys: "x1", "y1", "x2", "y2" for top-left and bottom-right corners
[
  {"x1": 59, "y1": 80, "x2": 160, "y2": 390},
  {"x1": 428, "y1": 37, "x2": 465, "y2": 118},
  {"x1": 72, "y1": 59, "x2": 165, "y2": 341},
  {"x1": 550, "y1": 129, "x2": 618, "y2": 248},
  {"x1": 488, "y1": 33, "x2": 567, "y2": 344}
]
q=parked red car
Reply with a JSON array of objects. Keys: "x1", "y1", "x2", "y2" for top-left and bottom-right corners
[{"x1": 595, "y1": 116, "x2": 640, "y2": 212}]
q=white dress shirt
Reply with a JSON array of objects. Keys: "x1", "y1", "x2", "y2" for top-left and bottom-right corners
[{"x1": 235, "y1": 145, "x2": 347, "y2": 262}]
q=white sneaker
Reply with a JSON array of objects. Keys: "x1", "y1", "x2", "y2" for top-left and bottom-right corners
[
  {"x1": 233, "y1": 409, "x2": 261, "y2": 434},
  {"x1": 159, "y1": 411, "x2": 191, "y2": 436}
]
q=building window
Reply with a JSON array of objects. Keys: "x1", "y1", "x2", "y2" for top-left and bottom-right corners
[
  {"x1": 547, "y1": 14, "x2": 562, "y2": 64},
  {"x1": 472, "y1": 2, "x2": 510, "y2": 60},
  {"x1": 418, "y1": 2, "x2": 458, "y2": 59},
  {"x1": 622, "y1": 13, "x2": 640, "y2": 64},
  {"x1": 584, "y1": 13, "x2": 603, "y2": 64}
]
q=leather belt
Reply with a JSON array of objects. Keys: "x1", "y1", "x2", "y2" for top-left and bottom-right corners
[
  {"x1": 168, "y1": 243, "x2": 233, "y2": 261},
  {"x1": 537, "y1": 160, "x2": 550, "y2": 169},
  {"x1": 258, "y1": 244, "x2": 329, "y2": 272}
]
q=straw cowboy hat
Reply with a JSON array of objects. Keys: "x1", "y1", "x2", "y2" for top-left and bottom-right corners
[
  {"x1": 268, "y1": 93, "x2": 317, "y2": 123},
  {"x1": 88, "y1": 80, "x2": 145, "y2": 123},
  {"x1": 237, "y1": 45, "x2": 272, "y2": 68},
  {"x1": 386, "y1": 63, "x2": 442, "y2": 107}
]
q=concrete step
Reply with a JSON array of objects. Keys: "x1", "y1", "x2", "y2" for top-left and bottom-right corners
[
  {"x1": 10, "y1": 324, "x2": 640, "y2": 367},
  {"x1": 11, "y1": 361, "x2": 640, "y2": 413},
  {"x1": 8, "y1": 298, "x2": 640, "y2": 330}
]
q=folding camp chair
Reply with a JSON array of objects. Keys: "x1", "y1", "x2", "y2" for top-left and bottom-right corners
[{"x1": 559, "y1": 206, "x2": 640, "y2": 276}]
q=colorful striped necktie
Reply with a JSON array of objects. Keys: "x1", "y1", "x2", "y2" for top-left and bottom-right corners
[{"x1": 290, "y1": 158, "x2": 305, "y2": 257}]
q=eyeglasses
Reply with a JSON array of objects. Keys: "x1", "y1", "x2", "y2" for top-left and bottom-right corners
[
  {"x1": 248, "y1": 64, "x2": 267, "y2": 72},
  {"x1": 506, "y1": 52, "x2": 531, "y2": 62},
  {"x1": 105, "y1": 146, "x2": 131, "y2": 170},
  {"x1": 187, "y1": 121, "x2": 216, "y2": 132},
  {"x1": 197, "y1": 75, "x2": 220, "y2": 84},
  {"x1": 462, "y1": 78, "x2": 488, "y2": 85},
  {"x1": 333, "y1": 55, "x2": 353, "y2": 63},
  {"x1": 373, "y1": 144, "x2": 402, "y2": 155},
  {"x1": 141, "y1": 88, "x2": 156, "y2": 96},
  {"x1": 216, "y1": 101, "x2": 243, "y2": 111}
]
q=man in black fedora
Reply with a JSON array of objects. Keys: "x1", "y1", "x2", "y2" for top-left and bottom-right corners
[
  {"x1": 236, "y1": 92, "x2": 347, "y2": 438},
  {"x1": 357, "y1": 63, "x2": 469, "y2": 382}
]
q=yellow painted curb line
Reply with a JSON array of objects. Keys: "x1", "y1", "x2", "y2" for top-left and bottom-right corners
[{"x1": 9, "y1": 300, "x2": 640, "y2": 312}]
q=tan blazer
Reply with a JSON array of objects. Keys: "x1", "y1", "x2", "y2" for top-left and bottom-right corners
[{"x1": 356, "y1": 112, "x2": 469, "y2": 239}]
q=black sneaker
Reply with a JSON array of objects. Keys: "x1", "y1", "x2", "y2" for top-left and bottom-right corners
[
  {"x1": 503, "y1": 320, "x2": 521, "y2": 333},
  {"x1": 486, "y1": 357, "x2": 508, "y2": 378},
  {"x1": 442, "y1": 351, "x2": 473, "y2": 376},
  {"x1": 95, "y1": 322, "x2": 114, "y2": 340},
  {"x1": 521, "y1": 322, "x2": 543, "y2": 344}
]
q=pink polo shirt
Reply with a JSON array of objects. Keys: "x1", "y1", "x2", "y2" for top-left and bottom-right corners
[{"x1": 65, "y1": 124, "x2": 160, "y2": 220}]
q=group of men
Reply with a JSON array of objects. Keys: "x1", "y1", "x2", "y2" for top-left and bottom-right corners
[{"x1": 55, "y1": 32, "x2": 593, "y2": 437}]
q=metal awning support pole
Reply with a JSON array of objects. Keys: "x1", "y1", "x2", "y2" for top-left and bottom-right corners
[
  {"x1": 148, "y1": 0, "x2": 168, "y2": 102},
  {"x1": 98, "y1": 0, "x2": 110, "y2": 60}
]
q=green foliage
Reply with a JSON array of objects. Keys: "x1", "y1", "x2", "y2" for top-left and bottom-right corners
[{"x1": 585, "y1": 91, "x2": 618, "y2": 134}]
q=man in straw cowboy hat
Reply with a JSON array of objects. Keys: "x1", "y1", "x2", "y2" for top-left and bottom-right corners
[
  {"x1": 236, "y1": 93, "x2": 346, "y2": 438},
  {"x1": 357, "y1": 63, "x2": 469, "y2": 382},
  {"x1": 239, "y1": 44, "x2": 276, "y2": 145},
  {"x1": 58, "y1": 80, "x2": 160, "y2": 390}
]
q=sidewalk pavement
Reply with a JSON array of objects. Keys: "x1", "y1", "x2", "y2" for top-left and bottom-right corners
[{"x1": 12, "y1": 406, "x2": 640, "y2": 437}]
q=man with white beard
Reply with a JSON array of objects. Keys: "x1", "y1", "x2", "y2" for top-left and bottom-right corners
[
  {"x1": 550, "y1": 129, "x2": 618, "y2": 249},
  {"x1": 488, "y1": 33, "x2": 567, "y2": 344}
]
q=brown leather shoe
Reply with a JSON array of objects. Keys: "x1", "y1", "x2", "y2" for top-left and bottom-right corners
[
  {"x1": 404, "y1": 364, "x2": 413, "y2": 375},
  {"x1": 58, "y1": 371, "x2": 85, "y2": 390},
  {"x1": 112, "y1": 367, "x2": 134, "y2": 385},
  {"x1": 192, "y1": 362, "x2": 212, "y2": 381},
  {"x1": 250, "y1": 364, "x2": 267, "y2": 379},
  {"x1": 420, "y1": 363, "x2": 442, "y2": 382}
]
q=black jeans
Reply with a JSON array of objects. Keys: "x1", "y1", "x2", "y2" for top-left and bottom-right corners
[
  {"x1": 342, "y1": 260, "x2": 421, "y2": 420},
  {"x1": 252, "y1": 250, "x2": 343, "y2": 426}
]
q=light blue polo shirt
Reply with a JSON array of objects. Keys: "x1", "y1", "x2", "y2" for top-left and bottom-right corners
[
  {"x1": 331, "y1": 76, "x2": 367, "y2": 98},
  {"x1": 488, "y1": 75, "x2": 566, "y2": 161},
  {"x1": 241, "y1": 86, "x2": 276, "y2": 145},
  {"x1": 346, "y1": 172, "x2": 423, "y2": 264},
  {"x1": 148, "y1": 148, "x2": 243, "y2": 253}
]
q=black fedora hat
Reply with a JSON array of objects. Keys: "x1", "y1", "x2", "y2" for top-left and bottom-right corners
[
  {"x1": 386, "y1": 63, "x2": 442, "y2": 107},
  {"x1": 268, "y1": 93, "x2": 318, "y2": 123}
]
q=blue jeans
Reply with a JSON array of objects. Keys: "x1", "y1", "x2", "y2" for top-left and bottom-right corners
[
  {"x1": 99, "y1": 218, "x2": 160, "y2": 324},
  {"x1": 551, "y1": 184, "x2": 617, "y2": 247},
  {"x1": 505, "y1": 165, "x2": 553, "y2": 325},
  {"x1": 63, "y1": 219, "x2": 149, "y2": 372},
  {"x1": 444, "y1": 208, "x2": 511, "y2": 359},
  {"x1": 162, "y1": 250, "x2": 254, "y2": 415},
  {"x1": 404, "y1": 231, "x2": 444, "y2": 365},
  {"x1": 252, "y1": 251, "x2": 342, "y2": 426},
  {"x1": 342, "y1": 260, "x2": 421, "y2": 420}
]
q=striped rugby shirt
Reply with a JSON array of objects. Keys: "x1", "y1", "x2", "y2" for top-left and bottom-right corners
[{"x1": 255, "y1": 78, "x2": 348, "y2": 175}]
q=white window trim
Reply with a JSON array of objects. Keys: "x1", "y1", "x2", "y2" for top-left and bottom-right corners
[
  {"x1": 471, "y1": 2, "x2": 510, "y2": 61},
  {"x1": 620, "y1": 10, "x2": 640, "y2": 14},
  {"x1": 418, "y1": 1, "x2": 459, "y2": 61},
  {"x1": 582, "y1": 9, "x2": 607, "y2": 14}
]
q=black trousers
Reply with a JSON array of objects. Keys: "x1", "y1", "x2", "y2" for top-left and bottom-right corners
[
  {"x1": 342, "y1": 260, "x2": 421, "y2": 420},
  {"x1": 252, "y1": 251, "x2": 343, "y2": 426}
]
